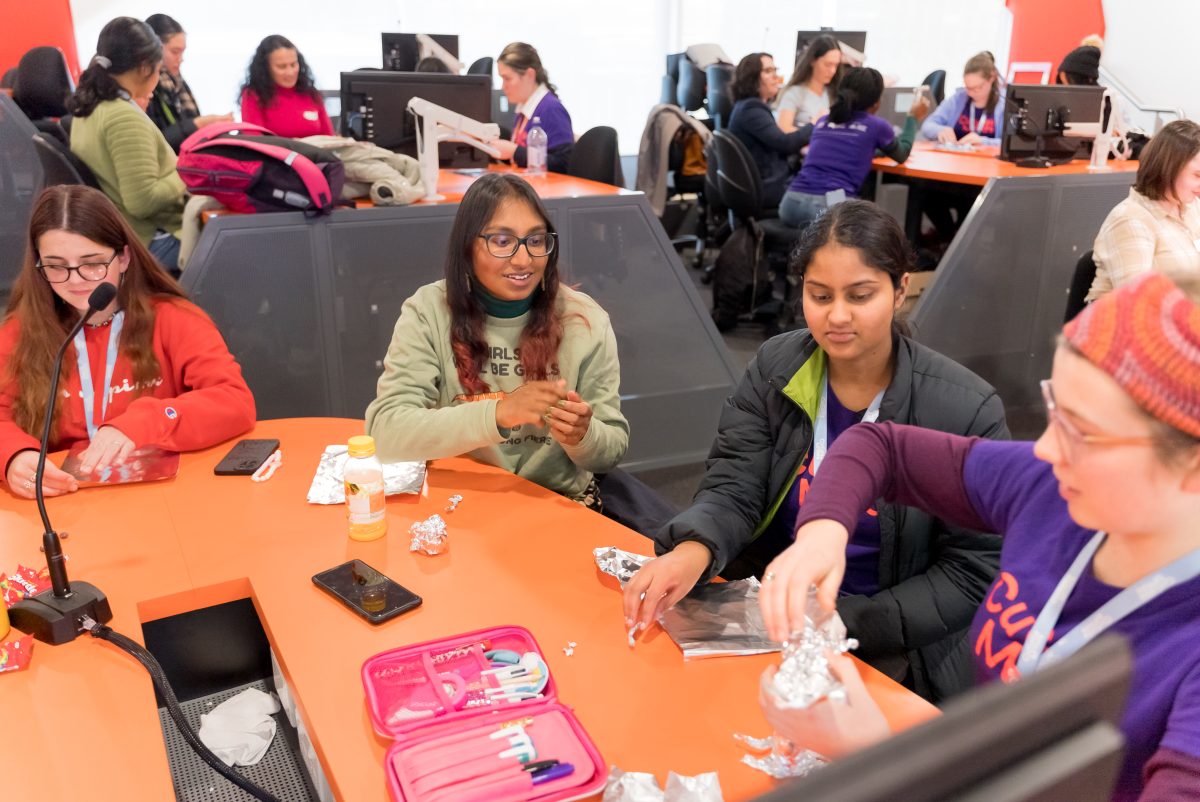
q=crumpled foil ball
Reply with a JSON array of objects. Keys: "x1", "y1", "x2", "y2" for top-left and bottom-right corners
[{"x1": 409, "y1": 514, "x2": 448, "y2": 555}]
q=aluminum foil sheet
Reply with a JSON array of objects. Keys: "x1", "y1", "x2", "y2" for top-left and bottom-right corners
[
  {"x1": 602, "y1": 768, "x2": 723, "y2": 802},
  {"x1": 306, "y1": 445, "x2": 425, "y2": 504},
  {"x1": 735, "y1": 732, "x2": 826, "y2": 779},
  {"x1": 593, "y1": 547, "x2": 778, "y2": 659},
  {"x1": 409, "y1": 514, "x2": 448, "y2": 555}
]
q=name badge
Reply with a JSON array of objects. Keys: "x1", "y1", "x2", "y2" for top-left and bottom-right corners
[{"x1": 303, "y1": 110, "x2": 319, "y2": 121}]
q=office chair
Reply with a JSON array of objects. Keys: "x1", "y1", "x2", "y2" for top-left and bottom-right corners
[
  {"x1": 1064, "y1": 250, "x2": 1097, "y2": 322},
  {"x1": 12, "y1": 46, "x2": 73, "y2": 122},
  {"x1": 705, "y1": 64, "x2": 735, "y2": 130},
  {"x1": 467, "y1": 57, "x2": 493, "y2": 77},
  {"x1": 676, "y1": 58, "x2": 707, "y2": 113},
  {"x1": 0, "y1": 67, "x2": 17, "y2": 90},
  {"x1": 33, "y1": 132, "x2": 99, "y2": 189},
  {"x1": 661, "y1": 53, "x2": 684, "y2": 105},
  {"x1": 568, "y1": 126, "x2": 623, "y2": 186},
  {"x1": 922, "y1": 69, "x2": 947, "y2": 105}
]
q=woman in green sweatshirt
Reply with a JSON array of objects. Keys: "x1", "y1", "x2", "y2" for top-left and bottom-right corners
[{"x1": 366, "y1": 173, "x2": 628, "y2": 507}]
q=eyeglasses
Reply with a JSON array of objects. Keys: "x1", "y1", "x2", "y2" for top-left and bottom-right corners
[
  {"x1": 36, "y1": 252, "x2": 119, "y2": 284},
  {"x1": 478, "y1": 232, "x2": 557, "y2": 259},
  {"x1": 1040, "y1": 379, "x2": 1159, "y2": 463}
]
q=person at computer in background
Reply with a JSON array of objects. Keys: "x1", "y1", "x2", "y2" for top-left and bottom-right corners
[
  {"x1": 727, "y1": 52, "x2": 813, "y2": 208},
  {"x1": 239, "y1": 35, "x2": 333, "y2": 139},
  {"x1": 0, "y1": 186, "x2": 256, "y2": 500},
  {"x1": 68, "y1": 17, "x2": 187, "y2": 273},
  {"x1": 366, "y1": 173, "x2": 627, "y2": 510},
  {"x1": 624, "y1": 201, "x2": 1008, "y2": 703},
  {"x1": 488, "y1": 43, "x2": 574, "y2": 174},
  {"x1": 1086, "y1": 120, "x2": 1200, "y2": 304},
  {"x1": 759, "y1": 271, "x2": 1200, "y2": 802},
  {"x1": 920, "y1": 52, "x2": 1005, "y2": 147},
  {"x1": 144, "y1": 14, "x2": 232, "y2": 152},
  {"x1": 1056, "y1": 45, "x2": 1102, "y2": 86},
  {"x1": 778, "y1": 67, "x2": 929, "y2": 230},
  {"x1": 776, "y1": 35, "x2": 842, "y2": 133}
]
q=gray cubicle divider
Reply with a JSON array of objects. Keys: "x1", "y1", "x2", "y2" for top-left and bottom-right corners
[
  {"x1": 0, "y1": 94, "x2": 42, "y2": 307},
  {"x1": 181, "y1": 193, "x2": 743, "y2": 471},
  {"x1": 910, "y1": 170, "x2": 1134, "y2": 419}
]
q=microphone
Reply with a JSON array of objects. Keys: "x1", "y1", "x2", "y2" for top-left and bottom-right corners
[{"x1": 10, "y1": 283, "x2": 115, "y2": 644}]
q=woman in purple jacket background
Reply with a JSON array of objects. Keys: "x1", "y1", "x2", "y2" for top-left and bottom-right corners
[{"x1": 489, "y1": 42, "x2": 574, "y2": 173}]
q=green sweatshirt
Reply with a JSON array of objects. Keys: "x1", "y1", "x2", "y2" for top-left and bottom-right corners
[
  {"x1": 70, "y1": 98, "x2": 186, "y2": 244},
  {"x1": 365, "y1": 281, "x2": 629, "y2": 499}
]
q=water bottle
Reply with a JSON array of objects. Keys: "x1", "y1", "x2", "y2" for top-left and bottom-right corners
[
  {"x1": 526, "y1": 117, "x2": 548, "y2": 174},
  {"x1": 345, "y1": 435, "x2": 387, "y2": 541}
]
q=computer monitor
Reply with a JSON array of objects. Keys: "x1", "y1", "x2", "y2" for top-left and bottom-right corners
[
  {"x1": 796, "y1": 29, "x2": 867, "y2": 67},
  {"x1": 751, "y1": 633, "x2": 1132, "y2": 802},
  {"x1": 1000, "y1": 83, "x2": 1107, "y2": 167},
  {"x1": 878, "y1": 86, "x2": 916, "y2": 130},
  {"x1": 339, "y1": 72, "x2": 492, "y2": 167},
  {"x1": 382, "y1": 33, "x2": 459, "y2": 72}
]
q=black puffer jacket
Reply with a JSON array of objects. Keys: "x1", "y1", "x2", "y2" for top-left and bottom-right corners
[{"x1": 654, "y1": 330, "x2": 1009, "y2": 702}]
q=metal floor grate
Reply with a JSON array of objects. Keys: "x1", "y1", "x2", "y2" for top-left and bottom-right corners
[{"x1": 157, "y1": 678, "x2": 318, "y2": 802}]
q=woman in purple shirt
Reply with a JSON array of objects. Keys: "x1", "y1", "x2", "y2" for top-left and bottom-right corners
[
  {"x1": 760, "y1": 272, "x2": 1200, "y2": 801},
  {"x1": 780, "y1": 67, "x2": 929, "y2": 230},
  {"x1": 489, "y1": 42, "x2": 574, "y2": 174}
]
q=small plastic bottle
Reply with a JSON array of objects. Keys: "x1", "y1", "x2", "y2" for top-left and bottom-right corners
[
  {"x1": 526, "y1": 117, "x2": 548, "y2": 174},
  {"x1": 345, "y1": 435, "x2": 387, "y2": 541}
]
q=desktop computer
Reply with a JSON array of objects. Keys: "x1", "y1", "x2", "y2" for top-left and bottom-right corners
[{"x1": 1000, "y1": 84, "x2": 1107, "y2": 167}]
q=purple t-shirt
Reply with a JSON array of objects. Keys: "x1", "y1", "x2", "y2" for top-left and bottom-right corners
[
  {"x1": 767, "y1": 383, "x2": 882, "y2": 596},
  {"x1": 789, "y1": 111, "x2": 894, "y2": 197},
  {"x1": 963, "y1": 440, "x2": 1200, "y2": 802},
  {"x1": 952, "y1": 99, "x2": 997, "y2": 140}
]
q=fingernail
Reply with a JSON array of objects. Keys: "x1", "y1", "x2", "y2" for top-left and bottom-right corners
[{"x1": 625, "y1": 618, "x2": 633, "y2": 626}]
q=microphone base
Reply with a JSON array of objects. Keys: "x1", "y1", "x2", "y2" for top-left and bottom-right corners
[{"x1": 9, "y1": 582, "x2": 112, "y2": 645}]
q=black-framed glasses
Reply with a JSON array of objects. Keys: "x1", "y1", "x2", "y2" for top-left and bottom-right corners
[
  {"x1": 36, "y1": 252, "x2": 119, "y2": 284},
  {"x1": 477, "y1": 232, "x2": 557, "y2": 258}
]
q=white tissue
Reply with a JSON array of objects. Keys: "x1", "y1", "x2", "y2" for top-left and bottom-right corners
[{"x1": 198, "y1": 688, "x2": 281, "y2": 767}]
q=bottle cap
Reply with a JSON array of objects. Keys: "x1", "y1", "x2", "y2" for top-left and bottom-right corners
[{"x1": 347, "y1": 435, "x2": 376, "y2": 458}]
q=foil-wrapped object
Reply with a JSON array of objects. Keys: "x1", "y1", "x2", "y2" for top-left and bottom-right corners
[
  {"x1": 409, "y1": 514, "x2": 449, "y2": 555},
  {"x1": 735, "y1": 732, "x2": 826, "y2": 779},
  {"x1": 602, "y1": 768, "x2": 723, "y2": 802},
  {"x1": 593, "y1": 547, "x2": 778, "y2": 659},
  {"x1": 306, "y1": 445, "x2": 425, "y2": 504}
]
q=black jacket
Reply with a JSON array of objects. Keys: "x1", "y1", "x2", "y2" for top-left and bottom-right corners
[
  {"x1": 654, "y1": 330, "x2": 1009, "y2": 702},
  {"x1": 727, "y1": 97, "x2": 811, "y2": 207}
]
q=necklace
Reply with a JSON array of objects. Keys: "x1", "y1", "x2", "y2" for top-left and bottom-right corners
[{"x1": 86, "y1": 317, "x2": 114, "y2": 329}]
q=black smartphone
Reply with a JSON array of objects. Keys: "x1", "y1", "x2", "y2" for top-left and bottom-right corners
[
  {"x1": 214, "y1": 439, "x2": 280, "y2": 475},
  {"x1": 312, "y1": 560, "x2": 422, "y2": 624}
]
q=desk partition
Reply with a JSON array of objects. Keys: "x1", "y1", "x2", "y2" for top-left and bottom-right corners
[{"x1": 182, "y1": 193, "x2": 743, "y2": 471}]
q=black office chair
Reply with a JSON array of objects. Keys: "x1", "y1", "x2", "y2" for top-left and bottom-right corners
[
  {"x1": 33, "y1": 131, "x2": 99, "y2": 188},
  {"x1": 0, "y1": 67, "x2": 17, "y2": 90},
  {"x1": 676, "y1": 58, "x2": 707, "y2": 113},
  {"x1": 705, "y1": 64, "x2": 734, "y2": 130},
  {"x1": 1064, "y1": 249, "x2": 1097, "y2": 323},
  {"x1": 922, "y1": 69, "x2": 947, "y2": 105},
  {"x1": 13, "y1": 46, "x2": 73, "y2": 122},
  {"x1": 661, "y1": 53, "x2": 684, "y2": 105},
  {"x1": 568, "y1": 126, "x2": 623, "y2": 187},
  {"x1": 467, "y1": 57, "x2": 493, "y2": 77}
]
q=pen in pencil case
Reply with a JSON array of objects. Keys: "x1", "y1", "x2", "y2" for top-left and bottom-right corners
[
  {"x1": 409, "y1": 734, "x2": 536, "y2": 795},
  {"x1": 405, "y1": 718, "x2": 533, "y2": 760},
  {"x1": 424, "y1": 763, "x2": 576, "y2": 802}
]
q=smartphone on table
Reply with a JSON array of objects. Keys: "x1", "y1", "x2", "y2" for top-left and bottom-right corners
[
  {"x1": 214, "y1": 439, "x2": 280, "y2": 475},
  {"x1": 312, "y1": 560, "x2": 422, "y2": 624}
]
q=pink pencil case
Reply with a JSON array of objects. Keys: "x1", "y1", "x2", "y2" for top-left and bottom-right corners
[{"x1": 362, "y1": 625, "x2": 606, "y2": 802}]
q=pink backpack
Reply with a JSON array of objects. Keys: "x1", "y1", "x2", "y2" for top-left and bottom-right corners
[{"x1": 177, "y1": 121, "x2": 345, "y2": 214}]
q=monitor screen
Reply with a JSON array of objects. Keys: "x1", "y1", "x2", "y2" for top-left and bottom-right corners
[
  {"x1": 1000, "y1": 84, "x2": 1107, "y2": 165},
  {"x1": 340, "y1": 72, "x2": 492, "y2": 168},
  {"x1": 750, "y1": 634, "x2": 1131, "y2": 802},
  {"x1": 381, "y1": 33, "x2": 459, "y2": 72}
]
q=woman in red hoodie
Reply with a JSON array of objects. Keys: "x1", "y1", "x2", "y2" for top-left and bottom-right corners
[
  {"x1": 238, "y1": 34, "x2": 332, "y2": 138},
  {"x1": 0, "y1": 185, "x2": 256, "y2": 499}
]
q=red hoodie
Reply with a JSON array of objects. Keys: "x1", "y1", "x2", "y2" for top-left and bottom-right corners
[
  {"x1": 239, "y1": 86, "x2": 333, "y2": 139},
  {"x1": 0, "y1": 298, "x2": 256, "y2": 478}
]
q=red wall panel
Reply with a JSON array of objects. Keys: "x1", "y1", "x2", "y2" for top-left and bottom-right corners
[
  {"x1": 1006, "y1": 0, "x2": 1106, "y2": 76},
  {"x1": 0, "y1": 0, "x2": 80, "y2": 78}
]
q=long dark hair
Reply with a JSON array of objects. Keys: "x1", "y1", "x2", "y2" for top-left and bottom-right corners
[
  {"x1": 964, "y1": 51, "x2": 1000, "y2": 115},
  {"x1": 68, "y1": 17, "x2": 162, "y2": 117},
  {"x1": 790, "y1": 199, "x2": 913, "y2": 335},
  {"x1": 145, "y1": 13, "x2": 184, "y2": 41},
  {"x1": 446, "y1": 174, "x2": 563, "y2": 395},
  {"x1": 498, "y1": 42, "x2": 557, "y2": 95},
  {"x1": 828, "y1": 67, "x2": 883, "y2": 124},
  {"x1": 5, "y1": 186, "x2": 189, "y2": 438},
  {"x1": 785, "y1": 35, "x2": 840, "y2": 99},
  {"x1": 240, "y1": 34, "x2": 320, "y2": 107}
]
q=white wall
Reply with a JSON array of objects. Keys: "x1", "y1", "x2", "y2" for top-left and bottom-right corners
[
  {"x1": 1101, "y1": 0, "x2": 1198, "y2": 118},
  {"x1": 71, "y1": 0, "x2": 1014, "y2": 155}
]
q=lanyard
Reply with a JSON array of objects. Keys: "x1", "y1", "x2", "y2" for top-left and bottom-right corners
[
  {"x1": 73, "y1": 310, "x2": 125, "y2": 439},
  {"x1": 1015, "y1": 531, "x2": 1200, "y2": 676},
  {"x1": 968, "y1": 105, "x2": 988, "y2": 134},
  {"x1": 811, "y1": 372, "x2": 884, "y2": 476}
]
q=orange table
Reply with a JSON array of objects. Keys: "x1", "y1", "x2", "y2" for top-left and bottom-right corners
[
  {"x1": 3, "y1": 419, "x2": 936, "y2": 801},
  {"x1": 872, "y1": 141, "x2": 1139, "y2": 186}
]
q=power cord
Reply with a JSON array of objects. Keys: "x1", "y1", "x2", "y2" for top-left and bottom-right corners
[{"x1": 83, "y1": 615, "x2": 283, "y2": 802}]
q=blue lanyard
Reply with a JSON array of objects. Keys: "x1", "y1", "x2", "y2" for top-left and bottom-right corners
[
  {"x1": 73, "y1": 310, "x2": 125, "y2": 439},
  {"x1": 1015, "y1": 531, "x2": 1200, "y2": 676},
  {"x1": 811, "y1": 372, "x2": 884, "y2": 475}
]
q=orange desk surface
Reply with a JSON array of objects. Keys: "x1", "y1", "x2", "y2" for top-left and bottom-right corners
[
  {"x1": 872, "y1": 141, "x2": 1139, "y2": 186},
  {"x1": 3, "y1": 418, "x2": 936, "y2": 801}
]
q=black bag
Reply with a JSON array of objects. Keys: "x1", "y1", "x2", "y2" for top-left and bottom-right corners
[{"x1": 711, "y1": 221, "x2": 772, "y2": 331}]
